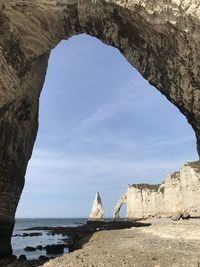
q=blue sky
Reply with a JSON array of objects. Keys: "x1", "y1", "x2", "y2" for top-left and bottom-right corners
[{"x1": 16, "y1": 34, "x2": 198, "y2": 218}]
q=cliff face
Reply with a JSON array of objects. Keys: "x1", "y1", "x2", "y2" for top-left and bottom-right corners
[
  {"x1": 113, "y1": 193, "x2": 127, "y2": 221},
  {"x1": 126, "y1": 161, "x2": 200, "y2": 219},
  {"x1": 0, "y1": 0, "x2": 199, "y2": 258}
]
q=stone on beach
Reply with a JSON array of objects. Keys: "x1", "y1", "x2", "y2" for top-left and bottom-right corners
[{"x1": 24, "y1": 246, "x2": 36, "y2": 252}]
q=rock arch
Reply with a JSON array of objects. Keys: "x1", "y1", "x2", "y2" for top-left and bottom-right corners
[
  {"x1": 0, "y1": 0, "x2": 199, "y2": 258},
  {"x1": 113, "y1": 193, "x2": 127, "y2": 221}
]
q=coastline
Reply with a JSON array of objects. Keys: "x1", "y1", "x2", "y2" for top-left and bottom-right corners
[
  {"x1": 1, "y1": 220, "x2": 149, "y2": 267},
  {"x1": 2, "y1": 219, "x2": 200, "y2": 267},
  {"x1": 42, "y1": 218, "x2": 200, "y2": 267}
]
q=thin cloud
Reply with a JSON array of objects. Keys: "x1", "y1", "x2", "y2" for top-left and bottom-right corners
[
  {"x1": 17, "y1": 34, "x2": 197, "y2": 218},
  {"x1": 28, "y1": 147, "x2": 189, "y2": 179}
]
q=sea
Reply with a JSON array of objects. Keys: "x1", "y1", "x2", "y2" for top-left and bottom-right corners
[{"x1": 12, "y1": 218, "x2": 88, "y2": 260}]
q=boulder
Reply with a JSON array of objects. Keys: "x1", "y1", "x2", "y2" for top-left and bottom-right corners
[
  {"x1": 24, "y1": 246, "x2": 37, "y2": 252},
  {"x1": 18, "y1": 255, "x2": 27, "y2": 261},
  {"x1": 36, "y1": 245, "x2": 43, "y2": 251},
  {"x1": 45, "y1": 244, "x2": 64, "y2": 255}
]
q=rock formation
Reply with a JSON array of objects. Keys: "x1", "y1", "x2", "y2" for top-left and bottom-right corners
[
  {"x1": 113, "y1": 193, "x2": 127, "y2": 221},
  {"x1": 126, "y1": 161, "x2": 200, "y2": 219},
  {"x1": 0, "y1": 0, "x2": 200, "y2": 258},
  {"x1": 88, "y1": 192, "x2": 104, "y2": 222}
]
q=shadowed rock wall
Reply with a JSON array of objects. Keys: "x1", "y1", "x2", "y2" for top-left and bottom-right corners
[{"x1": 0, "y1": 0, "x2": 199, "y2": 258}]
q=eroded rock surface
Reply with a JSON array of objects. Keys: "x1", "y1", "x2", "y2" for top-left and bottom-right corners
[
  {"x1": 113, "y1": 193, "x2": 127, "y2": 221},
  {"x1": 0, "y1": 0, "x2": 199, "y2": 258},
  {"x1": 88, "y1": 192, "x2": 104, "y2": 222},
  {"x1": 126, "y1": 161, "x2": 200, "y2": 219}
]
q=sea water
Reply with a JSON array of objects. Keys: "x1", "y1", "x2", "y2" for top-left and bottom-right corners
[{"x1": 12, "y1": 218, "x2": 87, "y2": 260}]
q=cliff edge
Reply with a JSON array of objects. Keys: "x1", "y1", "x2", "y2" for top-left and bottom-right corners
[{"x1": 126, "y1": 161, "x2": 200, "y2": 219}]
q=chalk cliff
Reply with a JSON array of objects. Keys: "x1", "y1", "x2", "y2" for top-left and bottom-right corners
[
  {"x1": 113, "y1": 193, "x2": 127, "y2": 221},
  {"x1": 126, "y1": 161, "x2": 200, "y2": 219},
  {"x1": 88, "y1": 192, "x2": 104, "y2": 222},
  {"x1": 0, "y1": 0, "x2": 200, "y2": 258}
]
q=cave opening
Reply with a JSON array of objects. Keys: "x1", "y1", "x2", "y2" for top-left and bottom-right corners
[
  {"x1": 15, "y1": 34, "x2": 198, "y2": 220},
  {"x1": 11, "y1": 33, "x2": 198, "y2": 260}
]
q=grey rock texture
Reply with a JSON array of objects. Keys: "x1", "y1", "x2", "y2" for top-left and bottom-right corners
[
  {"x1": 0, "y1": 0, "x2": 199, "y2": 258},
  {"x1": 126, "y1": 161, "x2": 200, "y2": 219}
]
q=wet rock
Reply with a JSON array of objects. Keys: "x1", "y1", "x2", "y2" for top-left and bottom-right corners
[
  {"x1": 24, "y1": 246, "x2": 37, "y2": 252},
  {"x1": 36, "y1": 245, "x2": 43, "y2": 250},
  {"x1": 39, "y1": 255, "x2": 48, "y2": 261},
  {"x1": 18, "y1": 254, "x2": 27, "y2": 261},
  {"x1": 12, "y1": 234, "x2": 21, "y2": 237},
  {"x1": 23, "y1": 232, "x2": 43, "y2": 237},
  {"x1": 45, "y1": 244, "x2": 64, "y2": 255}
]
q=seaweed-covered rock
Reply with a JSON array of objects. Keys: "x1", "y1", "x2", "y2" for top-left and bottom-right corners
[
  {"x1": 24, "y1": 246, "x2": 36, "y2": 252},
  {"x1": 45, "y1": 244, "x2": 64, "y2": 255}
]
